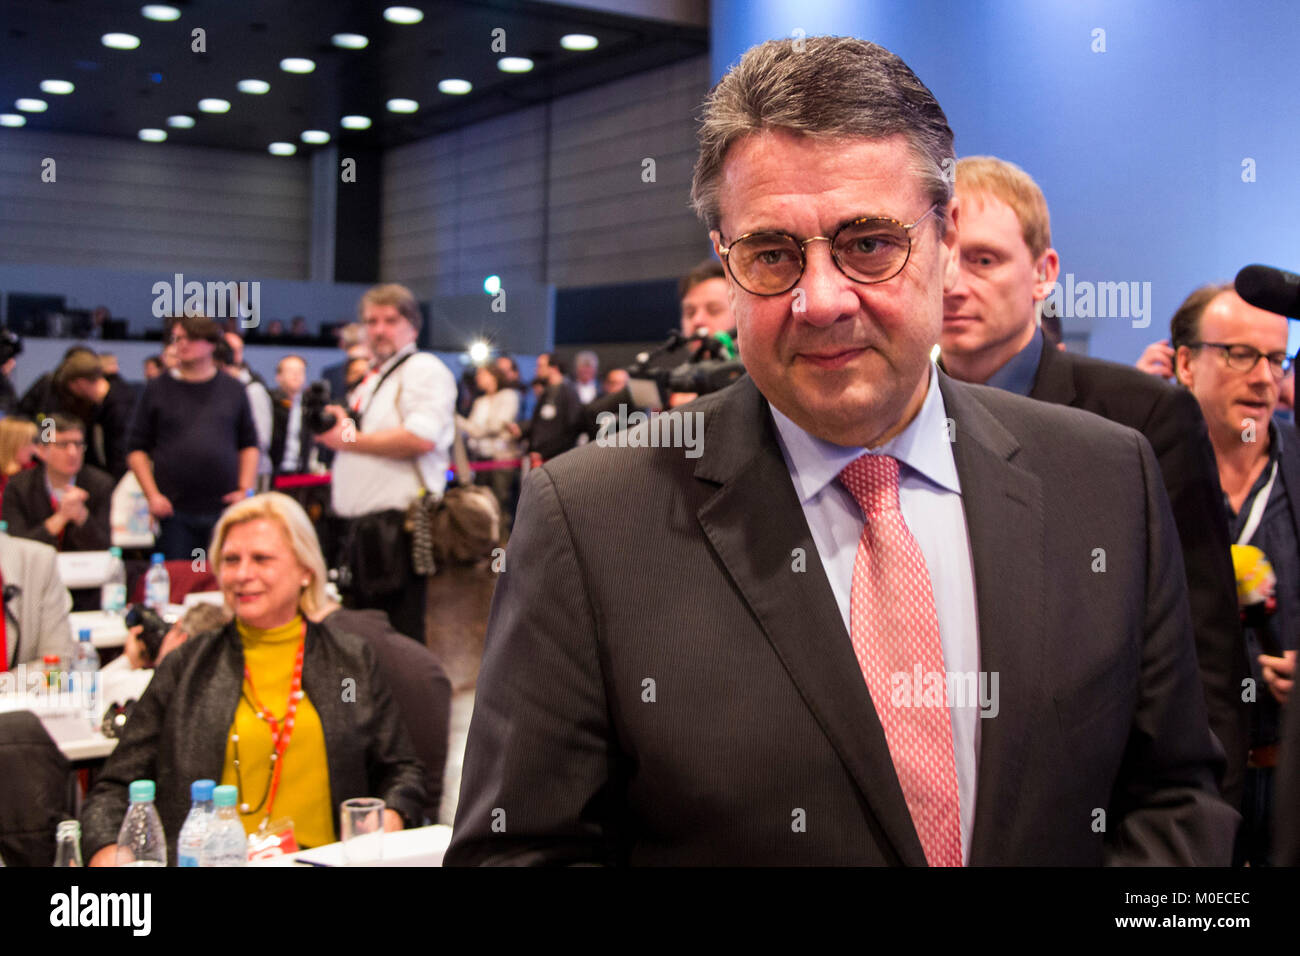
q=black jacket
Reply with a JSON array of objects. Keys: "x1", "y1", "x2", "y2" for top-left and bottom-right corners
[
  {"x1": 269, "y1": 389, "x2": 311, "y2": 476},
  {"x1": 88, "y1": 375, "x2": 138, "y2": 481},
  {"x1": 1029, "y1": 345, "x2": 1249, "y2": 808},
  {"x1": 79, "y1": 618, "x2": 427, "y2": 862},
  {"x1": 1, "y1": 461, "x2": 114, "y2": 552}
]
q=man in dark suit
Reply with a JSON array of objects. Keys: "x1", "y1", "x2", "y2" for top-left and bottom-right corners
[
  {"x1": 270, "y1": 354, "x2": 312, "y2": 477},
  {"x1": 447, "y1": 37, "x2": 1236, "y2": 866},
  {"x1": 2, "y1": 413, "x2": 113, "y2": 553},
  {"x1": 938, "y1": 156, "x2": 1249, "y2": 809}
]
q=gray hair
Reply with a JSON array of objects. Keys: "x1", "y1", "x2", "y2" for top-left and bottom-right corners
[{"x1": 690, "y1": 37, "x2": 955, "y2": 234}]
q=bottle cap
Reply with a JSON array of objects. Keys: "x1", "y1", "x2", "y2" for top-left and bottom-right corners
[
  {"x1": 43, "y1": 654, "x2": 60, "y2": 665},
  {"x1": 129, "y1": 780, "x2": 156, "y2": 802},
  {"x1": 150, "y1": 553, "x2": 164, "y2": 564},
  {"x1": 78, "y1": 629, "x2": 92, "y2": 643},
  {"x1": 56, "y1": 819, "x2": 80, "y2": 838},
  {"x1": 212, "y1": 784, "x2": 238, "y2": 808},
  {"x1": 0, "y1": 521, "x2": 7, "y2": 533},
  {"x1": 109, "y1": 546, "x2": 122, "y2": 558},
  {"x1": 191, "y1": 779, "x2": 216, "y2": 801}
]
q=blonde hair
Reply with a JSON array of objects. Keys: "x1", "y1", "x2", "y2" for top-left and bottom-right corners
[
  {"x1": 209, "y1": 492, "x2": 329, "y2": 620},
  {"x1": 955, "y1": 156, "x2": 1052, "y2": 261},
  {"x1": 0, "y1": 418, "x2": 38, "y2": 477}
]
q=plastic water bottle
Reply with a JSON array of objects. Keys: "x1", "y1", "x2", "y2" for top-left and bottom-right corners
[
  {"x1": 200, "y1": 785, "x2": 247, "y2": 867},
  {"x1": 101, "y1": 546, "x2": 127, "y2": 614},
  {"x1": 115, "y1": 779, "x2": 167, "y2": 867},
  {"x1": 176, "y1": 779, "x2": 216, "y2": 867},
  {"x1": 70, "y1": 628, "x2": 100, "y2": 725},
  {"x1": 144, "y1": 553, "x2": 170, "y2": 611},
  {"x1": 54, "y1": 820, "x2": 83, "y2": 867}
]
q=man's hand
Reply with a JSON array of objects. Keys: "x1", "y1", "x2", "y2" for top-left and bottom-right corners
[
  {"x1": 313, "y1": 405, "x2": 354, "y2": 452},
  {"x1": 383, "y1": 809, "x2": 404, "y2": 832},
  {"x1": 59, "y1": 486, "x2": 90, "y2": 525},
  {"x1": 88, "y1": 845, "x2": 117, "y2": 867},
  {"x1": 146, "y1": 492, "x2": 173, "y2": 519},
  {"x1": 1260, "y1": 649, "x2": 1296, "y2": 705},
  {"x1": 221, "y1": 488, "x2": 251, "y2": 504},
  {"x1": 155, "y1": 625, "x2": 188, "y2": 666},
  {"x1": 1136, "y1": 340, "x2": 1176, "y2": 380},
  {"x1": 505, "y1": 421, "x2": 522, "y2": 439},
  {"x1": 124, "y1": 625, "x2": 147, "y2": 669}
]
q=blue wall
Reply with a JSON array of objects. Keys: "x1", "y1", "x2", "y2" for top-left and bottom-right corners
[{"x1": 711, "y1": 0, "x2": 1300, "y2": 365}]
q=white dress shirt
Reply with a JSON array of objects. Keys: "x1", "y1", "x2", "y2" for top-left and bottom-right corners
[
  {"x1": 331, "y1": 344, "x2": 458, "y2": 517},
  {"x1": 769, "y1": 362, "x2": 981, "y2": 864}
]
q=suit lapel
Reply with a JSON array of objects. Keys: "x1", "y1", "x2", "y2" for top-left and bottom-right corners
[
  {"x1": 1027, "y1": 340, "x2": 1077, "y2": 406},
  {"x1": 938, "y1": 377, "x2": 1047, "y2": 865},
  {"x1": 1276, "y1": 425, "x2": 1300, "y2": 546},
  {"x1": 694, "y1": 377, "x2": 925, "y2": 865}
]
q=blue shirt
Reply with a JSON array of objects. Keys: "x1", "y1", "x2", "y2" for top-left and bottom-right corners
[
  {"x1": 984, "y1": 328, "x2": 1044, "y2": 397},
  {"x1": 769, "y1": 363, "x2": 981, "y2": 863}
]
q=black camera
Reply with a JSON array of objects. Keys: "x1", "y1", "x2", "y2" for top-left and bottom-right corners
[
  {"x1": 302, "y1": 380, "x2": 338, "y2": 434},
  {"x1": 0, "y1": 329, "x2": 23, "y2": 366},
  {"x1": 628, "y1": 330, "x2": 745, "y2": 409},
  {"x1": 124, "y1": 604, "x2": 169, "y2": 666}
]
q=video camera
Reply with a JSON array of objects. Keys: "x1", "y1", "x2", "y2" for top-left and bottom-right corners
[
  {"x1": 625, "y1": 330, "x2": 745, "y2": 410},
  {"x1": 124, "y1": 604, "x2": 169, "y2": 667}
]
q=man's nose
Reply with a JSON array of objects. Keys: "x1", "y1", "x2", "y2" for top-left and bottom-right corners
[
  {"x1": 944, "y1": 265, "x2": 972, "y2": 305},
  {"x1": 795, "y1": 241, "x2": 860, "y2": 327}
]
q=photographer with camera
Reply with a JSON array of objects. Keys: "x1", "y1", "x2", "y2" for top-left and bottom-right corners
[
  {"x1": 109, "y1": 602, "x2": 231, "y2": 671},
  {"x1": 270, "y1": 354, "x2": 315, "y2": 477},
  {"x1": 313, "y1": 284, "x2": 457, "y2": 644}
]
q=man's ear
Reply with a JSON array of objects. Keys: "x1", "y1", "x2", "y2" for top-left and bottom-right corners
[
  {"x1": 940, "y1": 197, "x2": 960, "y2": 293},
  {"x1": 1174, "y1": 344, "x2": 1195, "y2": 387},
  {"x1": 1033, "y1": 249, "x2": 1061, "y2": 301}
]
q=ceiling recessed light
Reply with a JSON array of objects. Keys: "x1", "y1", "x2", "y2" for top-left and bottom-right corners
[
  {"x1": 438, "y1": 78, "x2": 472, "y2": 95},
  {"x1": 268, "y1": 142, "x2": 297, "y2": 156},
  {"x1": 141, "y1": 5, "x2": 180, "y2": 21},
  {"x1": 386, "y1": 98, "x2": 418, "y2": 113},
  {"x1": 332, "y1": 33, "x2": 368, "y2": 50},
  {"x1": 560, "y1": 34, "x2": 598, "y2": 51},
  {"x1": 301, "y1": 130, "x2": 330, "y2": 144},
  {"x1": 16, "y1": 99, "x2": 48, "y2": 113},
  {"x1": 237, "y1": 79, "x2": 270, "y2": 94},
  {"x1": 383, "y1": 6, "x2": 424, "y2": 24},
  {"x1": 340, "y1": 115, "x2": 371, "y2": 130},
  {"x1": 40, "y1": 80, "x2": 75, "y2": 95},
  {"x1": 0, "y1": 114, "x2": 26, "y2": 128},
  {"x1": 279, "y1": 57, "x2": 315, "y2": 74},
  {"x1": 138, "y1": 128, "x2": 167, "y2": 142},
  {"x1": 102, "y1": 33, "x2": 141, "y2": 50},
  {"x1": 497, "y1": 57, "x2": 534, "y2": 73},
  {"x1": 167, "y1": 114, "x2": 195, "y2": 128},
  {"x1": 198, "y1": 98, "x2": 231, "y2": 113}
]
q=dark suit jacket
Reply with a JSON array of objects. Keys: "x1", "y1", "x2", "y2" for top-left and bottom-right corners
[
  {"x1": 1029, "y1": 346, "x2": 1249, "y2": 808},
  {"x1": 1255, "y1": 421, "x2": 1300, "y2": 864},
  {"x1": 88, "y1": 375, "x2": 138, "y2": 481},
  {"x1": 1, "y1": 462, "x2": 114, "y2": 552},
  {"x1": 79, "y1": 618, "x2": 427, "y2": 862},
  {"x1": 269, "y1": 389, "x2": 311, "y2": 476},
  {"x1": 446, "y1": 373, "x2": 1237, "y2": 866}
]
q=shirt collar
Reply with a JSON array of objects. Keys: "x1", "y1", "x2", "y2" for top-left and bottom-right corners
[
  {"x1": 984, "y1": 327, "x2": 1044, "y2": 397},
  {"x1": 374, "y1": 342, "x2": 417, "y2": 376},
  {"x1": 769, "y1": 362, "x2": 961, "y2": 504}
]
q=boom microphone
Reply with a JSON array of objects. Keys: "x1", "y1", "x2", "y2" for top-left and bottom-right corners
[{"x1": 1235, "y1": 264, "x2": 1300, "y2": 319}]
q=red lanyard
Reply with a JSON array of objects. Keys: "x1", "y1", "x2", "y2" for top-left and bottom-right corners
[
  {"x1": 349, "y1": 369, "x2": 377, "y2": 414},
  {"x1": 240, "y1": 622, "x2": 306, "y2": 823}
]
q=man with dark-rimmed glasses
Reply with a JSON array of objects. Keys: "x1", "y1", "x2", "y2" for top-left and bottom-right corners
[
  {"x1": 449, "y1": 36, "x2": 1236, "y2": 867},
  {"x1": 1171, "y1": 282, "x2": 1299, "y2": 865}
]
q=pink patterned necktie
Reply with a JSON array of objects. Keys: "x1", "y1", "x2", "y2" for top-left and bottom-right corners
[{"x1": 838, "y1": 454, "x2": 962, "y2": 867}]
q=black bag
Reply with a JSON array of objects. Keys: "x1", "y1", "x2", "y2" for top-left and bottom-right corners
[{"x1": 342, "y1": 509, "x2": 410, "y2": 597}]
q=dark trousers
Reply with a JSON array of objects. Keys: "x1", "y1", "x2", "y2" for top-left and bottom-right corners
[
  {"x1": 1234, "y1": 766, "x2": 1275, "y2": 866},
  {"x1": 336, "y1": 514, "x2": 429, "y2": 645},
  {"x1": 156, "y1": 510, "x2": 221, "y2": 562}
]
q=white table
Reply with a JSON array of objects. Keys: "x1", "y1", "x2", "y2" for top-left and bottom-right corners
[
  {"x1": 250, "y1": 824, "x2": 452, "y2": 867},
  {"x1": 0, "y1": 666, "x2": 151, "y2": 762},
  {"x1": 69, "y1": 604, "x2": 191, "y2": 650}
]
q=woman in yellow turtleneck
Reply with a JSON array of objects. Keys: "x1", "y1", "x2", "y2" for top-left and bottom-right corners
[{"x1": 82, "y1": 493, "x2": 426, "y2": 866}]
